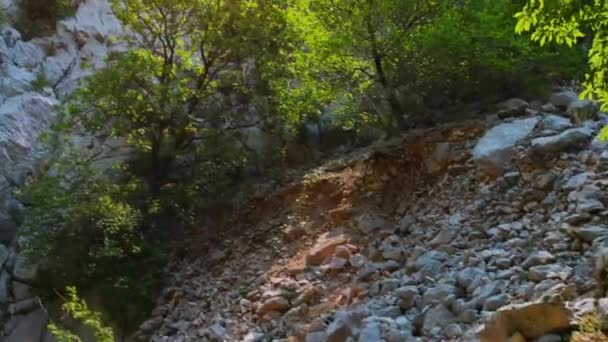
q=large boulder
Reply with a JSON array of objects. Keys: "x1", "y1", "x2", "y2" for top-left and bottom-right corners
[
  {"x1": 567, "y1": 99, "x2": 599, "y2": 122},
  {"x1": 497, "y1": 98, "x2": 529, "y2": 118},
  {"x1": 530, "y1": 128, "x2": 592, "y2": 157},
  {"x1": 478, "y1": 301, "x2": 571, "y2": 341},
  {"x1": 12, "y1": 253, "x2": 38, "y2": 283},
  {"x1": 550, "y1": 90, "x2": 578, "y2": 108},
  {"x1": 539, "y1": 114, "x2": 573, "y2": 132},
  {"x1": 472, "y1": 117, "x2": 538, "y2": 172}
]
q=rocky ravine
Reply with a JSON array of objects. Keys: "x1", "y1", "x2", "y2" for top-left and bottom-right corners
[{"x1": 135, "y1": 92, "x2": 608, "y2": 342}]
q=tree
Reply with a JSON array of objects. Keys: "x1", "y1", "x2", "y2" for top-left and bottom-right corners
[
  {"x1": 65, "y1": 0, "x2": 286, "y2": 197},
  {"x1": 515, "y1": 1, "x2": 603, "y2": 104},
  {"x1": 19, "y1": 0, "x2": 294, "y2": 333},
  {"x1": 278, "y1": 0, "x2": 451, "y2": 133}
]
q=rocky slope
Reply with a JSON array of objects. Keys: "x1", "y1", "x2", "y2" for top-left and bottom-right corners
[{"x1": 134, "y1": 93, "x2": 608, "y2": 342}]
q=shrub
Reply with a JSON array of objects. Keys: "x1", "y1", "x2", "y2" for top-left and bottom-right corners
[
  {"x1": 48, "y1": 286, "x2": 115, "y2": 342},
  {"x1": 17, "y1": 148, "x2": 164, "y2": 333},
  {"x1": 16, "y1": 0, "x2": 79, "y2": 40},
  {"x1": 31, "y1": 71, "x2": 50, "y2": 91},
  {"x1": 400, "y1": 0, "x2": 587, "y2": 111}
]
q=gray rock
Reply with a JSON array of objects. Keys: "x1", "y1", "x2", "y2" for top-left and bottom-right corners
[
  {"x1": 572, "y1": 226, "x2": 608, "y2": 243},
  {"x1": 497, "y1": 98, "x2": 529, "y2": 118},
  {"x1": 534, "y1": 172, "x2": 557, "y2": 190},
  {"x1": 429, "y1": 228, "x2": 456, "y2": 247},
  {"x1": 574, "y1": 185, "x2": 606, "y2": 213},
  {"x1": 528, "y1": 264, "x2": 572, "y2": 282},
  {"x1": 531, "y1": 128, "x2": 592, "y2": 157},
  {"x1": 567, "y1": 99, "x2": 599, "y2": 121},
  {"x1": 483, "y1": 294, "x2": 509, "y2": 311},
  {"x1": 358, "y1": 322, "x2": 382, "y2": 342},
  {"x1": 349, "y1": 254, "x2": 367, "y2": 268},
  {"x1": 0, "y1": 243, "x2": 9, "y2": 268},
  {"x1": 472, "y1": 118, "x2": 539, "y2": 171},
  {"x1": 380, "y1": 235, "x2": 405, "y2": 261},
  {"x1": 444, "y1": 323, "x2": 463, "y2": 339},
  {"x1": 422, "y1": 304, "x2": 455, "y2": 336},
  {"x1": 550, "y1": 90, "x2": 578, "y2": 108},
  {"x1": 562, "y1": 172, "x2": 591, "y2": 190},
  {"x1": 395, "y1": 286, "x2": 420, "y2": 310},
  {"x1": 456, "y1": 267, "x2": 486, "y2": 291},
  {"x1": 472, "y1": 281, "x2": 503, "y2": 308},
  {"x1": 523, "y1": 251, "x2": 556, "y2": 268},
  {"x1": 541, "y1": 103, "x2": 558, "y2": 112},
  {"x1": 12, "y1": 281, "x2": 32, "y2": 301},
  {"x1": 12, "y1": 254, "x2": 38, "y2": 283},
  {"x1": 206, "y1": 323, "x2": 229, "y2": 341},
  {"x1": 423, "y1": 284, "x2": 459, "y2": 305},
  {"x1": 540, "y1": 114, "x2": 573, "y2": 132},
  {"x1": 375, "y1": 306, "x2": 402, "y2": 318},
  {"x1": 6, "y1": 308, "x2": 48, "y2": 342},
  {"x1": 355, "y1": 213, "x2": 392, "y2": 235}
]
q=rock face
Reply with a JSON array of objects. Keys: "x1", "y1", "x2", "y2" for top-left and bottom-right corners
[
  {"x1": 0, "y1": 0, "x2": 127, "y2": 338},
  {"x1": 472, "y1": 117, "x2": 538, "y2": 172}
]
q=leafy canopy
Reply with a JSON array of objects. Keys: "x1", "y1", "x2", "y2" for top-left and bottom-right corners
[{"x1": 515, "y1": 0, "x2": 608, "y2": 138}]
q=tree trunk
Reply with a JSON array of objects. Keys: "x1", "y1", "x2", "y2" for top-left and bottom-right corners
[
  {"x1": 149, "y1": 132, "x2": 165, "y2": 197},
  {"x1": 366, "y1": 11, "x2": 406, "y2": 132}
]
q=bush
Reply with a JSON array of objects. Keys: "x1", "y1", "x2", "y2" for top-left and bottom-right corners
[
  {"x1": 399, "y1": 0, "x2": 587, "y2": 111},
  {"x1": 48, "y1": 286, "x2": 115, "y2": 342},
  {"x1": 17, "y1": 149, "x2": 164, "y2": 333},
  {"x1": 16, "y1": 0, "x2": 79, "y2": 40},
  {"x1": 31, "y1": 71, "x2": 50, "y2": 91}
]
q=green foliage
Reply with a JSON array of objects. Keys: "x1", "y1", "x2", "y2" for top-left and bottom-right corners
[
  {"x1": 515, "y1": 0, "x2": 608, "y2": 109},
  {"x1": 16, "y1": 0, "x2": 79, "y2": 39},
  {"x1": 403, "y1": 0, "x2": 585, "y2": 107},
  {"x1": 272, "y1": 0, "x2": 585, "y2": 133},
  {"x1": 48, "y1": 287, "x2": 115, "y2": 342},
  {"x1": 17, "y1": 145, "x2": 164, "y2": 331},
  {"x1": 20, "y1": 0, "x2": 290, "y2": 333},
  {"x1": 31, "y1": 71, "x2": 50, "y2": 91},
  {"x1": 273, "y1": 0, "x2": 453, "y2": 132}
]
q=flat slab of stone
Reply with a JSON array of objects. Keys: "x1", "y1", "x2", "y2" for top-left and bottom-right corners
[
  {"x1": 472, "y1": 117, "x2": 539, "y2": 171},
  {"x1": 530, "y1": 128, "x2": 592, "y2": 157},
  {"x1": 478, "y1": 301, "x2": 571, "y2": 341}
]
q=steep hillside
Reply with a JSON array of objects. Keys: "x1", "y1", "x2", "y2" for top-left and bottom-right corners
[{"x1": 133, "y1": 94, "x2": 608, "y2": 342}]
